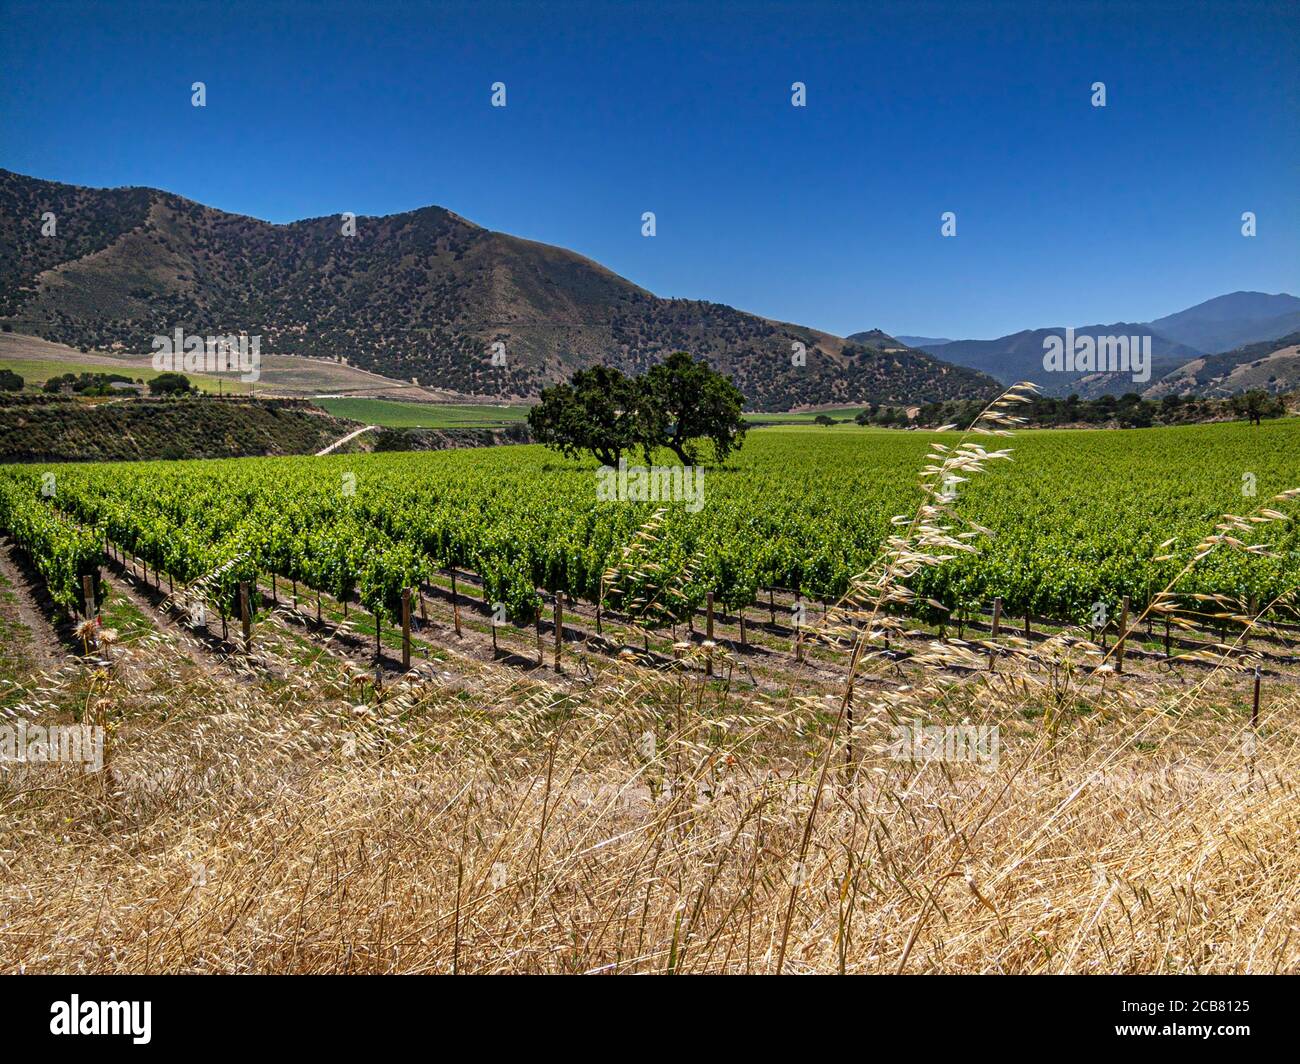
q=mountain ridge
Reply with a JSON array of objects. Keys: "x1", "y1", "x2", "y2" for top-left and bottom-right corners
[
  {"x1": 0, "y1": 168, "x2": 999, "y2": 411},
  {"x1": 876, "y1": 291, "x2": 1300, "y2": 398},
  {"x1": 1147, "y1": 291, "x2": 1300, "y2": 353}
]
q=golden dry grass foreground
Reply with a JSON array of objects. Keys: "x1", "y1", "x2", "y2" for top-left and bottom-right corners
[
  {"x1": 2, "y1": 387, "x2": 1298, "y2": 975},
  {"x1": 1, "y1": 591, "x2": 1297, "y2": 975}
]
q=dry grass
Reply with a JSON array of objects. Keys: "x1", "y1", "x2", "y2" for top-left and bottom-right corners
[
  {"x1": 2, "y1": 385, "x2": 1298, "y2": 974},
  {"x1": 1, "y1": 593, "x2": 1297, "y2": 974}
]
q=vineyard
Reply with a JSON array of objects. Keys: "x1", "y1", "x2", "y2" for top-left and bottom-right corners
[
  {"x1": 4, "y1": 416, "x2": 1300, "y2": 981},
  {"x1": 1, "y1": 419, "x2": 1299, "y2": 654}
]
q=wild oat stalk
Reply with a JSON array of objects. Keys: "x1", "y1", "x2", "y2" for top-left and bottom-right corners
[{"x1": 774, "y1": 382, "x2": 1036, "y2": 972}]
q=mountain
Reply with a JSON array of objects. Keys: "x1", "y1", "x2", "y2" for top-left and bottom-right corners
[
  {"x1": 1144, "y1": 330, "x2": 1300, "y2": 398},
  {"x1": 843, "y1": 329, "x2": 909, "y2": 349},
  {"x1": 894, "y1": 335, "x2": 953, "y2": 348},
  {"x1": 0, "y1": 169, "x2": 999, "y2": 411},
  {"x1": 882, "y1": 292, "x2": 1300, "y2": 399},
  {"x1": 904, "y1": 324, "x2": 1199, "y2": 397},
  {"x1": 1147, "y1": 292, "x2": 1300, "y2": 354}
]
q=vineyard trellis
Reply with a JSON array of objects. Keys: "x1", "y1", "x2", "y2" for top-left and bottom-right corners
[{"x1": 1, "y1": 420, "x2": 1298, "y2": 670}]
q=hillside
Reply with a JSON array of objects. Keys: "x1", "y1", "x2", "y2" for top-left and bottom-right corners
[
  {"x1": 0, "y1": 330, "x2": 460, "y2": 400},
  {"x1": 1144, "y1": 330, "x2": 1300, "y2": 398},
  {"x1": 0, "y1": 395, "x2": 360, "y2": 462},
  {"x1": 0, "y1": 169, "x2": 999, "y2": 411},
  {"x1": 1147, "y1": 291, "x2": 1300, "y2": 354}
]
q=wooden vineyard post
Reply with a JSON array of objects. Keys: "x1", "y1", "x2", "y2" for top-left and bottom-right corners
[
  {"x1": 82, "y1": 574, "x2": 98, "y2": 652},
  {"x1": 401, "y1": 588, "x2": 411, "y2": 671},
  {"x1": 1024, "y1": 613, "x2": 1031, "y2": 639},
  {"x1": 536, "y1": 608, "x2": 544, "y2": 666},
  {"x1": 739, "y1": 606, "x2": 746, "y2": 647},
  {"x1": 988, "y1": 598, "x2": 1002, "y2": 671},
  {"x1": 1250, "y1": 664, "x2": 1262, "y2": 785},
  {"x1": 239, "y1": 581, "x2": 251, "y2": 653},
  {"x1": 451, "y1": 570, "x2": 461, "y2": 637},
  {"x1": 1164, "y1": 618, "x2": 1171, "y2": 659},
  {"x1": 769, "y1": 588, "x2": 775, "y2": 625},
  {"x1": 82, "y1": 574, "x2": 96, "y2": 621},
  {"x1": 795, "y1": 603, "x2": 804, "y2": 663},
  {"x1": 554, "y1": 593, "x2": 563, "y2": 672},
  {"x1": 706, "y1": 591, "x2": 715, "y2": 677},
  {"x1": 1116, "y1": 595, "x2": 1130, "y2": 674}
]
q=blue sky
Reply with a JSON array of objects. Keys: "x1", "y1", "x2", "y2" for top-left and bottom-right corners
[{"x1": 1, "y1": 0, "x2": 1296, "y2": 339}]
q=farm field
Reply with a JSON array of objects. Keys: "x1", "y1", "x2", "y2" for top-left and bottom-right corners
[
  {"x1": 0, "y1": 354, "x2": 247, "y2": 395},
  {"x1": 743, "y1": 406, "x2": 865, "y2": 424},
  {"x1": 0, "y1": 332, "x2": 458, "y2": 400},
  {"x1": 3, "y1": 418, "x2": 1298, "y2": 632},
  {"x1": 313, "y1": 396, "x2": 530, "y2": 428}
]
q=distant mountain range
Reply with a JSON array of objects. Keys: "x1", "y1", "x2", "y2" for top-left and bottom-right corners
[
  {"x1": 0, "y1": 169, "x2": 999, "y2": 411},
  {"x1": 1147, "y1": 292, "x2": 1300, "y2": 354},
  {"x1": 894, "y1": 335, "x2": 954, "y2": 349},
  {"x1": 874, "y1": 292, "x2": 1300, "y2": 398}
]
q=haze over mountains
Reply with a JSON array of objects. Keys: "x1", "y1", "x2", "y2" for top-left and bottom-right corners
[
  {"x1": 869, "y1": 292, "x2": 1300, "y2": 399},
  {"x1": 0, "y1": 169, "x2": 998, "y2": 411},
  {"x1": 1146, "y1": 292, "x2": 1300, "y2": 354}
]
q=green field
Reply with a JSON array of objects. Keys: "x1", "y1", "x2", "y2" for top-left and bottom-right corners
[
  {"x1": 0, "y1": 355, "x2": 250, "y2": 396},
  {"x1": 744, "y1": 406, "x2": 864, "y2": 424},
  {"x1": 319, "y1": 397, "x2": 863, "y2": 429},
  {"x1": 4, "y1": 419, "x2": 1298, "y2": 625},
  {"x1": 314, "y1": 397, "x2": 529, "y2": 428}
]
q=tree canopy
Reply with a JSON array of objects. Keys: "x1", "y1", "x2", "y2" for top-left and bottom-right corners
[
  {"x1": 528, "y1": 353, "x2": 746, "y2": 466},
  {"x1": 639, "y1": 351, "x2": 747, "y2": 464},
  {"x1": 527, "y1": 364, "x2": 644, "y2": 467},
  {"x1": 148, "y1": 372, "x2": 196, "y2": 396}
]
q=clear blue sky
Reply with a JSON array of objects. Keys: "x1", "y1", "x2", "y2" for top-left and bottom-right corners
[{"x1": 1, "y1": 0, "x2": 1296, "y2": 339}]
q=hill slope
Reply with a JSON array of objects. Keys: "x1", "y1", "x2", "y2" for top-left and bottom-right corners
[
  {"x1": 1144, "y1": 331, "x2": 1300, "y2": 398},
  {"x1": 0, "y1": 395, "x2": 359, "y2": 462},
  {"x1": 1147, "y1": 291, "x2": 1300, "y2": 354},
  {"x1": 0, "y1": 169, "x2": 999, "y2": 410}
]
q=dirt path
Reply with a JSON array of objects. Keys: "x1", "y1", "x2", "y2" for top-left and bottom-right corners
[
  {"x1": 0, "y1": 539, "x2": 73, "y2": 671},
  {"x1": 100, "y1": 552, "x2": 305, "y2": 685},
  {"x1": 315, "y1": 424, "x2": 379, "y2": 455}
]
